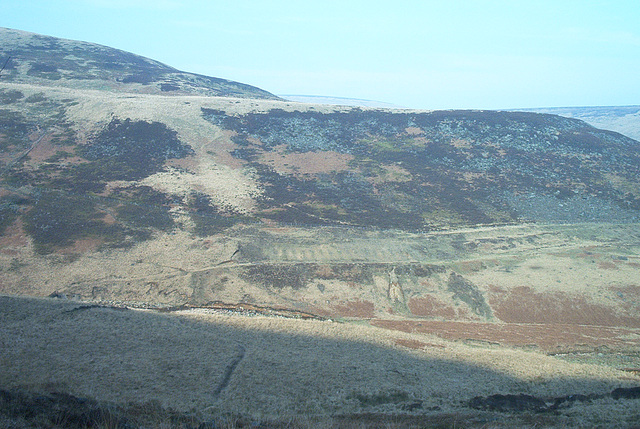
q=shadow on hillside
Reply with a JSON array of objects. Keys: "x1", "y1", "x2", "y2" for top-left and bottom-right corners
[{"x1": 1, "y1": 295, "x2": 638, "y2": 428}]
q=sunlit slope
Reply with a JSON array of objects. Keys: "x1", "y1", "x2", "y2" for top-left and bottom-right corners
[
  {"x1": 0, "y1": 29, "x2": 639, "y2": 353},
  {"x1": 0, "y1": 27, "x2": 280, "y2": 99}
]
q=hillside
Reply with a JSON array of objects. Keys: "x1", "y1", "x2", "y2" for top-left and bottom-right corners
[
  {"x1": 2, "y1": 294, "x2": 640, "y2": 428},
  {"x1": 0, "y1": 27, "x2": 280, "y2": 99},
  {"x1": 1, "y1": 29, "x2": 639, "y2": 427},
  {"x1": 516, "y1": 105, "x2": 640, "y2": 142}
]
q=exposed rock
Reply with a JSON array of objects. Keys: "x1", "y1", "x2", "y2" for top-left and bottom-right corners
[
  {"x1": 447, "y1": 273, "x2": 492, "y2": 319},
  {"x1": 387, "y1": 267, "x2": 406, "y2": 303}
]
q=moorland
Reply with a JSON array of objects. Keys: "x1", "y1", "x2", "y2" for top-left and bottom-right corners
[{"x1": 1, "y1": 27, "x2": 640, "y2": 427}]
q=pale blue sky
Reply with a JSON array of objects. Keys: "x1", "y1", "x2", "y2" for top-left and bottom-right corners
[{"x1": 2, "y1": 0, "x2": 639, "y2": 109}]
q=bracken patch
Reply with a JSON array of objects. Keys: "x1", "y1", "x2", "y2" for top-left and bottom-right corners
[
  {"x1": 490, "y1": 285, "x2": 640, "y2": 327},
  {"x1": 370, "y1": 319, "x2": 640, "y2": 351},
  {"x1": 407, "y1": 295, "x2": 458, "y2": 319},
  {"x1": 330, "y1": 299, "x2": 376, "y2": 318}
]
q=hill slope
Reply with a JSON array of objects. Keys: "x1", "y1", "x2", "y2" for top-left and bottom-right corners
[
  {"x1": 0, "y1": 28, "x2": 639, "y2": 427},
  {"x1": 0, "y1": 27, "x2": 280, "y2": 99},
  {"x1": 515, "y1": 105, "x2": 640, "y2": 141},
  {"x1": 1, "y1": 80, "x2": 639, "y2": 333}
]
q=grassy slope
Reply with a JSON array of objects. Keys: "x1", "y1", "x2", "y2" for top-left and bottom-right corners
[
  {"x1": 1, "y1": 294, "x2": 639, "y2": 427},
  {"x1": 1, "y1": 81, "x2": 639, "y2": 345},
  {"x1": 0, "y1": 27, "x2": 281, "y2": 100}
]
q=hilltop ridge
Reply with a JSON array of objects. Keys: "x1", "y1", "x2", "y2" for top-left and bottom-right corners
[{"x1": 0, "y1": 27, "x2": 280, "y2": 99}]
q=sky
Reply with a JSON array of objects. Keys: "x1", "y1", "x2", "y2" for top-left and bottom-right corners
[{"x1": 2, "y1": 0, "x2": 639, "y2": 110}]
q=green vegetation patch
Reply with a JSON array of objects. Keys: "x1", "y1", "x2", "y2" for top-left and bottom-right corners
[
  {"x1": 0, "y1": 89, "x2": 24, "y2": 104},
  {"x1": 17, "y1": 184, "x2": 179, "y2": 254},
  {"x1": 0, "y1": 194, "x2": 24, "y2": 234},
  {"x1": 348, "y1": 390, "x2": 412, "y2": 407},
  {"x1": 203, "y1": 107, "x2": 640, "y2": 227},
  {"x1": 112, "y1": 186, "x2": 176, "y2": 232},
  {"x1": 252, "y1": 164, "x2": 427, "y2": 229},
  {"x1": 242, "y1": 263, "x2": 312, "y2": 290},
  {"x1": 0, "y1": 388, "x2": 216, "y2": 429},
  {"x1": 1, "y1": 117, "x2": 192, "y2": 253}
]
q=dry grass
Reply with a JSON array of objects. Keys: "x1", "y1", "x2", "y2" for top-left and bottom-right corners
[
  {"x1": 2, "y1": 81, "x2": 640, "y2": 427},
  {"x1": 2, "y1": 220, "x2": 639, "y2": 326},
  {"x1": 1, "y1": 295, "x2": 639, "y2": 427}
]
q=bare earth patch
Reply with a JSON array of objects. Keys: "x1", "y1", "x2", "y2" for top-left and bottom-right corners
[
  {"x1": 330, "y1": 299, "x2": 376, "y2": 318},
  {"x1": 490, "y1": 285, "x2": 640, "y2": 328},
  {"x1": 408, "y1": 295, "x2": 458, "y2": 318},
  {"x1": 0, "y1": 219, "x2": 29, "y2": 254},
  {"x1": 259, "y1": 146, "x2": 354, "y2": 176},
  {"x1": 21, "y1": 134, "x2": 75, "y2": 165}
]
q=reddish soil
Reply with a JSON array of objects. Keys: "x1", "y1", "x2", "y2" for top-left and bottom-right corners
[
  {"x1": 455, "y1": 260, "x2": 487, "y2": 273},
  {"x1": 60, "y1": 237, "x2": 103, "y2": 254},
  {"x1": 260, "y1": 146, "x2": 354, "y2": 176},
  {"x1": 489, "y1": 286, "x2": 640, "y2": 328},
  {"x1": 0, "y1": 219, "x2": 29, "y2": 253},
  {"x1": 408, "y1": 296, "x2": 463, "y2": 319},
  {"x1": 371, "y1": 319, "x2": 640, "y2": 352},
  {"x1": 612, "y1": 284, "x2": 640, "y2": 297},
  {"x1": 24, "y1": 135, "x2": 75, "y2": 164},
  {"x1": 598, "y1": 261, "x2": 618, "y2": 270},
  {"x1": 166, "y1": 155, "x2": 199, "y2": 171},
  {"x1": 209, "y1": 131, "x2": 247, "y2": 169},
  {"x1": 330, "y1": 299, "x2": 376, "y2": 318}
]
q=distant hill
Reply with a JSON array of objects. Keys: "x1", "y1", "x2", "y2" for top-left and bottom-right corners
[
  {"x1": 0, "y1": 27, "x2": 280, "y2": 99},
  {"x1": 279, "y1": 94, "x2": 405, "y2": 109},
  {"x1": 514, "y1": 105, "x2": 640, "y2": 141},
  {"x1": 283, "y1": 98, "x2": 640, "y2": 142}
]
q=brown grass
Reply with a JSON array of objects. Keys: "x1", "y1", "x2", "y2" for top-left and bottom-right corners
[
  {"x1": 0, "y1": 219, "x2": 29, "y2": 254},
  {"x1": 407, "y1": 296, "x2": 458, "y2": 319},
  {"x1": 490, "y1": 285, "x2": 640, "y2": 328},
  {"x1": 371, "y1": 319, "x2": 640, "y2": 352},
  {"x1": 2, "y1": 294, "x2": 639, "y2": 428},
  {"x1": 260, "y1": 146, "x2": 354, "y2": 176},
  {"x1": 330, "y1": 299, "x2": 376, "y2": 318}
]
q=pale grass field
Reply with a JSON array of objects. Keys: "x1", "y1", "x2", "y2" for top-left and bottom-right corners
[{"x1": 1, "y1": 295, "x2": 639, "y2": 427}]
